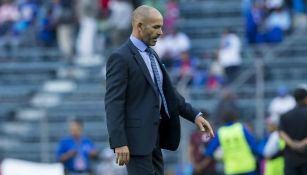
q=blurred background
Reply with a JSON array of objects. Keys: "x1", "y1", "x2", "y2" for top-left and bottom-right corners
[{"x1": 0, "y1": 0, "x2": 306, "y2": 174}]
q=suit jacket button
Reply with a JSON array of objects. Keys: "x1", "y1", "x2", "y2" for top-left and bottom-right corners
[
  {"x1": 155, "y1": 105, "x2": 159, "y2": 108},
  {"x1": 154, "y1": 121, "x2": 158, "y2": 125}
]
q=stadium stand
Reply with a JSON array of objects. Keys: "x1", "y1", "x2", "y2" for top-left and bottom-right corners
[
  {"x1": 178, "y1": 0, "x2": 244, "y2": 57},
  {"x1": 0, "y1": 56, "x2": 107, "y2": 162},
  {"x1": 178, "y1": 0, "x2": 307, "y2": 125},
  {"x1": 0, "y1": 0, "x2": 307, "y2": 174}
]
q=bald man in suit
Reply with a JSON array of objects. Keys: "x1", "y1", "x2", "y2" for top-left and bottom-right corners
[{"x1": 105, "y1": 5, "x2": 214, "y2": 175}]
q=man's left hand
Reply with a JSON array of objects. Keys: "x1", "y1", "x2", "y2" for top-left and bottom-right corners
[{"x1": 195, "y1": 115, "x2": 214, "y2": 139}]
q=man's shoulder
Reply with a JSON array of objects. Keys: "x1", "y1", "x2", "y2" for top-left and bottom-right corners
[
  {"x1": 280, "y1": 109, "x2": 293, "y2": 120},
  {"x1": 280, "y1": 106, "x2": 305, "y2": 121},
  {"x1": 112, "y1": 40, "x2": 131, "y2": 55},
  {"x1": 108, "y1": 43, "x2": 133, "y2": 61}
]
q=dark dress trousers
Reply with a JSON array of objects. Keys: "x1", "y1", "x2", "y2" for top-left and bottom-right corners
[{"x1": 105, "y1": 40, "x2": 199, "y2": 156}]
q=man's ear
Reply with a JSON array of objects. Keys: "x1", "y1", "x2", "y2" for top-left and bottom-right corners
[{"x1": 137, "y1": 22, "x2": 144, "y2": 32}]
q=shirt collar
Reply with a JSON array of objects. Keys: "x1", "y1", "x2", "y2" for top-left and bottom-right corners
[{"x1": 130, "y1": 35, "x2": 148, "y2": 52}]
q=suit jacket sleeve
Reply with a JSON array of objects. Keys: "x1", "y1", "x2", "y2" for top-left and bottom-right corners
[
  {"x1": 174, "y1": 89, "x2": 199, "y2": 123},
  {"x1": 105, "y1": 52, "x2": 128, "y2": 149}
]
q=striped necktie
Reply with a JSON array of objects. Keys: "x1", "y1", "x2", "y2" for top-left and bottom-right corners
[{"x1": 146, "y1": 47, "x2": 170, "y2": 118}]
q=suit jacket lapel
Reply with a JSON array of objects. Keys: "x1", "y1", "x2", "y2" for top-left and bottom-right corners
[{"x1": 128, "y1": 41, "x2": 159, "y2": 97}]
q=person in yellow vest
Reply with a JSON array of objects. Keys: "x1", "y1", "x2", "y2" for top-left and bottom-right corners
[
  {"x1": 263, "y1": 115, "x2": 285, "y2": 175},
  {"x1": 203, "y1": 111, "x2": 259, "y2": 175}
]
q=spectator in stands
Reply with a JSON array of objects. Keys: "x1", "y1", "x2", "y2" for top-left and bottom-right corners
[
  {"x1": 279, "y1": 85, "x2": 307, "y2": 175},
  {"x1": 217, "y1": 28, "x2": 242, "y2": 83},
  {"x1": 286, "y1": 0, "x2": 307, "y2": 28},
  {"x1": 166, "y1": 27, "x2": 191, "y2": 59},
  {"x1": 154, "y1": 27, "x2": 191, "y2": 68},
  {"x1": 99, "y1": 0, "x2": 110, "y2": 16},
  {"x1": 258, "y1": 0, "x2": 291, "y2": 43},
  {"x1": 153, "y1": 34, "x2": 173, "y2": 68},
  {"x1": 75, "y1": 0, "x2": 99, "y2": 63},
  {"x1": 52, "y1": 0, "x2": 78, "y2": 60},
  {"x1": 265, "y1": 3, "x2": 291, "y2": 34},
  {"x1": 14, "y1": 0, "x2": 38, "y2": 35},
  {"x1": 164, "y1": 0, "x2": 179, "y2": 34},
  {"x1": 37, "y1": 6, "x2": 57, "y2": 46},
  {"x1": 269, "y1": 9, "x2": 291, "y2": 31},
  {"x1": 207, "y1": 51, "x2": 225, "y2": 89},
  {"x1": 0, "y1": 0, "x2": 20, "y2": 45},
  {"x1": 0, "y1": 0, "x2": 19, "y2": 29},
  {"x1": 246, "y1": 0, "x2": 293, "y2": 43},
  {"x1": 268, "y1": 85, "x2": 296, "y2": 118},
  {"x1": 173, "y1": 51, "x2": 194, "y2": 86},
  {"x1": 56, "y1": 119, "x2": 98, "y2": 175},
  {"x1": 107, "y1": 0, "x2": 133, "y2": 47},
  {"x1": 245, "y1": 0, "x2": 266, "y2": 43}
]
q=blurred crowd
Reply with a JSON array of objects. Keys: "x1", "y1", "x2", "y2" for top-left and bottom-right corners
[
  {"x1": 0, "y1": 0, "x2": 136, "y2": 61},
  {"x1": 0, "y1": 0, "x2": 241, "y2": 87},
  {"x1": 244, "y1": 0, "x2": 307, "y2": 44},
  {"x1": 0, "y1": 0, "x2": 307, "y2": 79},
  {"x1": 1, "y1": 0, "x2": 306, "y2": 88},
  {"x1": 154, "y1": 26, "x2": 242, "y2": 90},
  {"x1": 0, "y1": 0, "x2": 180, "y2": 60}
]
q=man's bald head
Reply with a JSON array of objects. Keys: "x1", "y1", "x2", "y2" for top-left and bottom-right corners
[{"x1": 132, "y1": 5, "x2": 162, "y2": 27}]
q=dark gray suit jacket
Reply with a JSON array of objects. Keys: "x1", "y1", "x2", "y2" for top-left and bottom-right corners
[{"x1": 105, "y1": 40, "x2": 199, "y2": 155}]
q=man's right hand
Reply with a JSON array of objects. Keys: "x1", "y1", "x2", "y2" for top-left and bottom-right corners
[{"x1": 115, "y1": 146, "x2": 130, "y2": 166}]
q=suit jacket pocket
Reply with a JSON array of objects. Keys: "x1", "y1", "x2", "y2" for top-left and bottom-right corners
[{"x1": 126, "y1": 119, "x2": 142, "y2": 128}]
